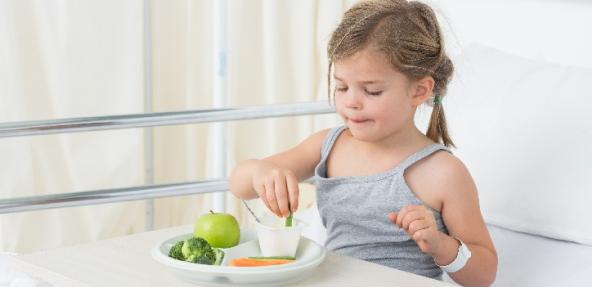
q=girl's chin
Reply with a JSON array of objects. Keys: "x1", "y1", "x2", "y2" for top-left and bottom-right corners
[{"x1": 347, "y1": 126, "x2": 376, "y2": 141}]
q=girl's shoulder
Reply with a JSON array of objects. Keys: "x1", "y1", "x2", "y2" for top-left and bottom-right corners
[
  {"x1": 289, "y1": 128, "x2": 332, "y2": 159},
  {"x1": 303, "y1": 128, "x2": 332, "y2": 149},
  {"x1": 417, "y1": 147, "x2": 467, "y2": 174},
  {"x1": 263, "y1": 128, "x2": 332, "y2": 181},
  {"x1": 405, "y1": 146, "x2": 475, "y2": 210},
  {"x1": 413, "y1": 147, "x2": 472, "y2": 187}
]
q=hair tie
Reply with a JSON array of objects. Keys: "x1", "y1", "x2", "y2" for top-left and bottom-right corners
[{"x1": 433, "y1": 95, "x2": 443, "y2": 105}]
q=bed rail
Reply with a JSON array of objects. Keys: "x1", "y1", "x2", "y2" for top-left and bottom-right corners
[
  {"x1": 0, "y1": 102, "x2": 332, "y2": 138},
  {"x1": 0, "y1": 101, "x2": 334, "y2": 214}
]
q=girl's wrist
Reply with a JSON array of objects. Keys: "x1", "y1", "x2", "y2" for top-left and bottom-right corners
[
  {"x1": 251, "y1": 159, "x2": 272, "y2": 177},
  {"x1": 432, "y1": 232, "x2": 460, "y2": 266}
]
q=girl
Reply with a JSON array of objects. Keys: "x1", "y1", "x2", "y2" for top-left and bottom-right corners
[{"x1": 230, "y1": 0, "x2": 497, "y2": 285}]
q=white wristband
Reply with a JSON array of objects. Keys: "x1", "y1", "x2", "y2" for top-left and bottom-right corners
[{"x1": 437, "y1": 238, "x2": 472, "y2": 273}]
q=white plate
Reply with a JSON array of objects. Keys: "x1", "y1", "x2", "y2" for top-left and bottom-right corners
[{"x1": 151, "y1": 229, "x2": 326, "y2": 287}]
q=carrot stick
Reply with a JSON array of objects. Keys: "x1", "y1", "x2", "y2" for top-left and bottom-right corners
[{"x1": 229, "y1": 258, "x2": 294, "y2": 267}]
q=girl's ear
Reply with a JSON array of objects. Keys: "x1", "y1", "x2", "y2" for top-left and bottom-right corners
[{"x1": 409, "y1": 76, "x2": 435, "y2": 107}]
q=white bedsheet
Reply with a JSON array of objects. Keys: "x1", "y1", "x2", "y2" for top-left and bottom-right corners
[
  {"x1": 297, "y1": 207, "x2": 592, "y2": 286},
  {"x1": 0, "y1": 253, "x2": 54, "y2": 287},
  {"x1": 486, "y1": 224, "x2": 592, "y2": 287}
]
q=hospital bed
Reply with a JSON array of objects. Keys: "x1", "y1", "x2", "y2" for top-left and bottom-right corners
[
  {"x1": 2, "y1": 0, "x2": 592, "y2": 286},
  {"x1": 433, "y1": 1, "x2": 592, "y2": 285},
  {"x1": 2, "y1": 45, "x2": 591, "y2": 287}
]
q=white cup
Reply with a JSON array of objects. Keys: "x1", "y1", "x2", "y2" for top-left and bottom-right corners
[{"x1": 255, "y1": 216, "x2": 304, "y2": 257}]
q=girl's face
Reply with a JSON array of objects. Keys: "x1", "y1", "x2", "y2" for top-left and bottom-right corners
[{"x1": 333, "y1": 46, "x2": 420, "y2": 143}]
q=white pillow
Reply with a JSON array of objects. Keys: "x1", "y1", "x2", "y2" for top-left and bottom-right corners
[{"x1": 445, "y1": 44, "x2": 592, "y2": 245}]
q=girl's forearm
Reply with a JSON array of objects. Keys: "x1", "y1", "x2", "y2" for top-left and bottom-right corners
[{"x1": 434, "y1": 234, "x2": 497, "y2": 287}]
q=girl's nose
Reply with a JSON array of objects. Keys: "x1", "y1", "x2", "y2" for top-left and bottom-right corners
[{"x1": 344, "y1": 90, "x2": 363, "y2": 110}]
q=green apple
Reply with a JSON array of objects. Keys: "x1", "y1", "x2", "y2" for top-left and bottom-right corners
[{"x1": 194, "y1": 210, "x2": 240, "y2": 248}]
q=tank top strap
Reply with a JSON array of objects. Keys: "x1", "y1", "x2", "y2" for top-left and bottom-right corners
[
  {"x1": 320, "y1": 125, "x2": 348, "y2": 160},
  {"x1": 398, "y1": 143, "x2": 451, "y2": 172}
]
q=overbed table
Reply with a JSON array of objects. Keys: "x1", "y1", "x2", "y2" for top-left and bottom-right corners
[{"x1": 14, "y1": 225, "x2": 454, "y2": 287}]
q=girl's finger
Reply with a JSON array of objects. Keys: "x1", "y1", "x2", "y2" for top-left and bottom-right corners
[
  {"x1": 274, "y1": 174, "x2": 290, "y2": 217},
  {"x1": 395, "y1": 205, "x2": 419, "y2": 227},
  {"x1": 415, "y1": 236, "x2": 430, "y2": 253},
  {"x1": 401, "y1": 210, "x2": 424, "y2": 230},
  {"x1": 413, "y1": 229, "x2": 427, "y2": 241},
  {"x1": 255, "y1": 183, "x2": 271, "y2": 211},
  {"x1": 286, "y1": 172, "x2": 300, "y2": 213},
  {"x1": 408, "y1": 219, "x2": 431, "y2": 235},
  {"x1": 264, "y1": 179, "x2": 281, "y2": 216},
  {"x1": 395, "y1": 206, "x2": 409, "y2": 227},
  {"x1": 388, "y1": 212, "x2": 397, "y2": 224}
]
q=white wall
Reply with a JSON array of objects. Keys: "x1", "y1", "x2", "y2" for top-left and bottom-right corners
[{"x1": 430, "y1": 0, "x2": 592, "y2": 68}]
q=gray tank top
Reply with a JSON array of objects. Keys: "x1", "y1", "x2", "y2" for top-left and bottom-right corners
[{"x1": 314, "y1": 126, "x2": 450, "y2": 280}]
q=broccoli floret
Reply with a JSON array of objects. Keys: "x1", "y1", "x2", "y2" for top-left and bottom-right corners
[
  {"x1": 168, "y1": 241, "x2": 185, "y2": 260},
  {"x1": 182, "y1": 237, "x2": 210, "y2": 262},
  {"x1": 213, "y1": 248, "x2": 225, "y2": 265},
  {"x1": 192, "y1": 254, "x2": 215, "y2": 265},
  {"x1": 178, "y1": 237, "x2": 225, "y2": 266}
]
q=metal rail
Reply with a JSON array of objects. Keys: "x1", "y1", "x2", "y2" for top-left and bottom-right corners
[
  {"x1": 0, "y1": 180, "x2": 227, "y2": 214},
  {"x1": 0, "y1": 102, "x2": 334, "y2": 214},
  {"x1": 0, "y1": 101, "x2": 333, "y2": 138}
]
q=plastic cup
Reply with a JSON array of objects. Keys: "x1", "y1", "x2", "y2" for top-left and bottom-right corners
[{"x1": 255, "y1": 215, "x2": 304, "y2": 257}]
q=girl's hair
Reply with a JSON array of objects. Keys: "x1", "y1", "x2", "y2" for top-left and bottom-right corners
[{"x1": 327, "y1": 0, "x2": 455, "y2": 147}]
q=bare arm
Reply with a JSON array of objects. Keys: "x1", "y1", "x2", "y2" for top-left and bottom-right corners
[
  {"x1": 435, "y1": 159, "x2": 497, "y2": 287},
  {"x1": 229, "y1": 129, "x2": 329, "y2": 217},
  {"x1": 390, "y1": 154, "x2": 497, "y2": 287}
]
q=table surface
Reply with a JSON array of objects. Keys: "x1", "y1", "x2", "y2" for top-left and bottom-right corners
[{"x1": 15, "y1": 225, "x2": 454, "y2": 287}]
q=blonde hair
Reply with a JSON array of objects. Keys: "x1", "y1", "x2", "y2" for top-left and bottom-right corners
[{"x1": 327, "y1": 0, "x2": 455, "y2": 147}]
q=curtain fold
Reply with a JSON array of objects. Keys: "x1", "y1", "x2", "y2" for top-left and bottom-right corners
[{"x1": 0, "y1": 0, "x2": 146, "y2": 252}]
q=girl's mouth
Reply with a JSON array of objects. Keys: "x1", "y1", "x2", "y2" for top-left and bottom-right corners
[{"x1": 349, "y1": 118, "x2": 371, "y2": 124}]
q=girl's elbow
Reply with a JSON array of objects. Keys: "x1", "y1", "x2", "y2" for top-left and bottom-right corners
[
  {"x1": 458, "y1": 251, "x2": 497, "y2": 287},
  {"x1": 476, "y1": 254, "x2": 498, "y2": 287},
  {"x1": 480, "y1": 270, "x2": 497, "y2": 287},
  {"x1": 487, "y1": 254, "x2": 498, "y2": 286}
]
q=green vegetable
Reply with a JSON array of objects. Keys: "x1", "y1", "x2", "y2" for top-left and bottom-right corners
[
  {"x1": 168, "y1": 241, "x2": 185, "y2": 260},
  {"x1": 248, "y1": 256, "x2": 296, "y2": 260},
  {"x1": 285, "y1": 202, "x2": 293, "y2": 227},
  {"x1": 168, "y1": 237, "x2": 225, "y2": 265},
  {"x1": 212, "y1": 248, "x2": 225, "y2": 266}
]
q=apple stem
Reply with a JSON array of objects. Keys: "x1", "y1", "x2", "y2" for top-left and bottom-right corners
[{"x1": 209, "y1": 210, "x2": 215, "y2": 214}]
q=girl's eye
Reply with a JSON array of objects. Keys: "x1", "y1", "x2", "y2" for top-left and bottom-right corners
[
  {"x1": 365, "y1": 89, "x2": 383, "y2": 96},
  {"x1": 336, "y1": 87, "x2": 348, "y2": 93}
]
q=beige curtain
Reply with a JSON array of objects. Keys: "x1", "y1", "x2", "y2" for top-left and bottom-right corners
[
  {"x1": 0, "y1": 0, "x2": 147, "y2": 252},
  {"x1": 150, "y1": 0, "x2": 356, "y2": 230},
  {"x1": 0, "y1": 0, "x2": 358, "y2": 253}
]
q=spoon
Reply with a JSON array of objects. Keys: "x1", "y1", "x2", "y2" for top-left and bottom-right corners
[{"x1": 241, "y1": 200, "x2": 261, "y2": 223}]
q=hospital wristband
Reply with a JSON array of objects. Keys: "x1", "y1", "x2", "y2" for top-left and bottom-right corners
[{"x1": 436, "y1": 237, "x2": 472, "y2": 273}]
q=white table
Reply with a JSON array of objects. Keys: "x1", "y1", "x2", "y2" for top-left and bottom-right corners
[{"x1": 14, "y1": 225, "x2": 454, "y2": 287}]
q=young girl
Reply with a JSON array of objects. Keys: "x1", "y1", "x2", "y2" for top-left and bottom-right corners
[{"x1": 230, "y1": 0, "x2": 497, "y2": 285}]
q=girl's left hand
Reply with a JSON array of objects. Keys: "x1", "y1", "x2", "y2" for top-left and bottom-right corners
[{"x1": 388, "y1": 205, "x2": 444, "y2": 257}]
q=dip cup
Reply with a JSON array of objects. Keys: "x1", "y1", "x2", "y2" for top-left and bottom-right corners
[{"x1": 255, "y1": 215, "x2": 304, "y2": 257}]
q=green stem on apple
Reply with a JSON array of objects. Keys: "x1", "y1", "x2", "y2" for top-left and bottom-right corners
[{"x1": 209, "y1": 210, "x2": 215, "y2": 214}]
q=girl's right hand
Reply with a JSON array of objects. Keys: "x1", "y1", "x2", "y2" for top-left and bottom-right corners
[{"x1": 251, "y1": 161, "x2": 299, "y2": 218}]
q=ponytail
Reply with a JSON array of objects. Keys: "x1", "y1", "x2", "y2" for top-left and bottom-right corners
[
  {"x1": 426, "y1": 99, "x2": 455, "y2": 148},
  {"x1": 427, "y1": 51, "x2": 455, "y2": 148}
]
